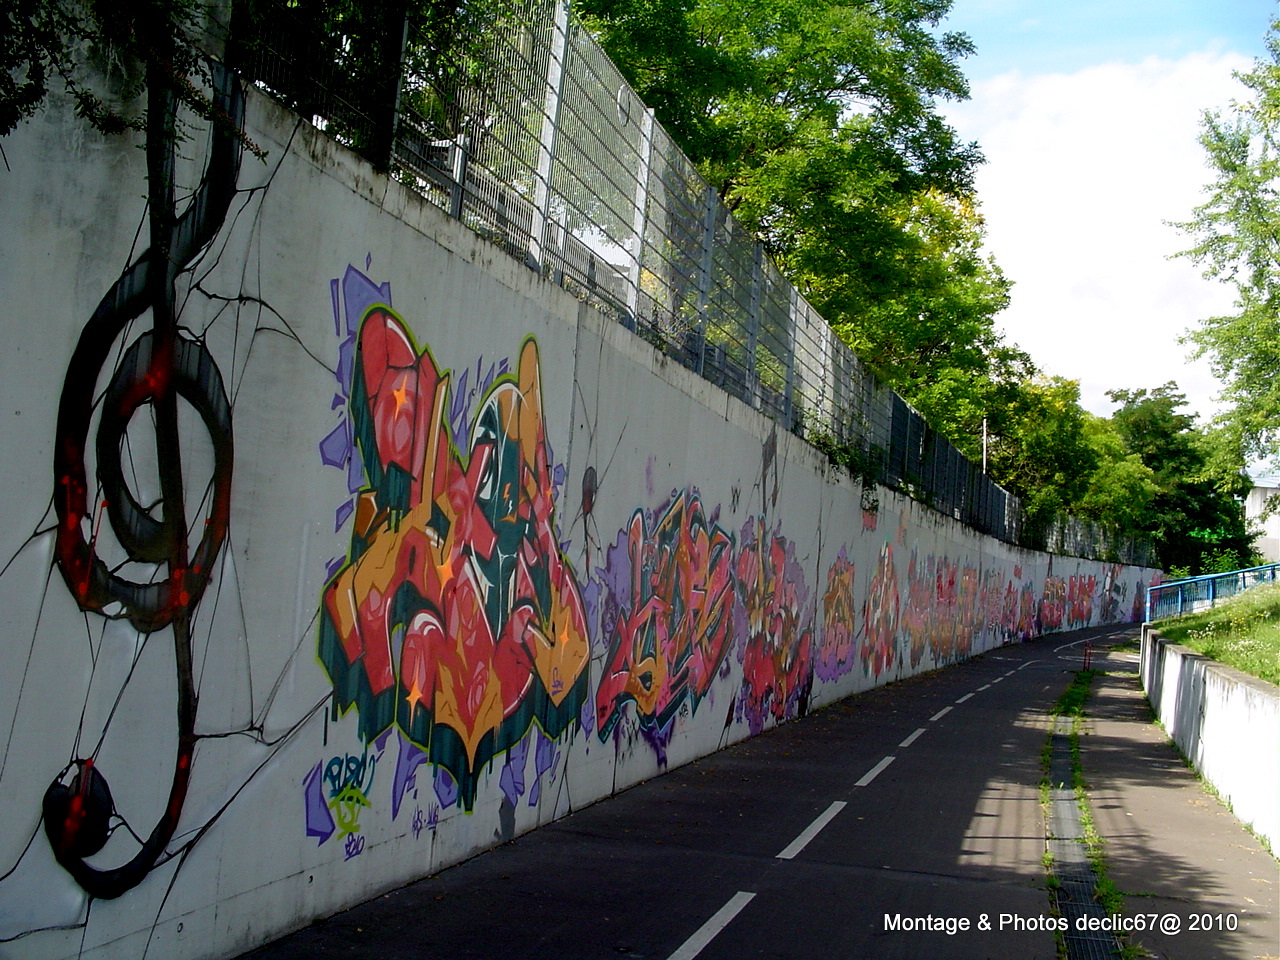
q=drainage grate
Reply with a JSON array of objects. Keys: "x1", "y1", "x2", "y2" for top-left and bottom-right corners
[{"x1": 1046, "y1": 718, "x2": 1122, "y2": 960}]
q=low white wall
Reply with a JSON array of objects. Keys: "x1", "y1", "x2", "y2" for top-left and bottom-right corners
[
  {"x1": 0, "y1": 77, "x2": 1158, "y2": 960},
  {"x1": 1141, "y1": 625, "x2": 1280, "y2": 850}
]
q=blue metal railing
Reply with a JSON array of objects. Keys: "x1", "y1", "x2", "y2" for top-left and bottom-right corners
[{"x1": 1146, "y1": 563, "x2": 1280, "y2": 621}]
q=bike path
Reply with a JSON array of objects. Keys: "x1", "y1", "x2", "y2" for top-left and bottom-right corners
[{"x1": 237, "y1": 625, "x2": 1277, "y2": 960}]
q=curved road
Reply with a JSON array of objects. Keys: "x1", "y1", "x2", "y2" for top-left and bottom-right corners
[{"x1": 238, "y1": 624, "x2": 1275, "y2": 960}]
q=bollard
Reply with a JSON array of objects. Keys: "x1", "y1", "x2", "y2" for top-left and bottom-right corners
[{"x1": 1083, "y1": 640, "x2": 1092, "y2": 671}]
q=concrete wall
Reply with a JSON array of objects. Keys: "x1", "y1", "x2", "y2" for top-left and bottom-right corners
[
  {"x1": 0, "y1": 79, "x2": 1158, "y2": 960},
  {"x1": 1140, "y1": 626, "x2": 1280, "y2": 850}
]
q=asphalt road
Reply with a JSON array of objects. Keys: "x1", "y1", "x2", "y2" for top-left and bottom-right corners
[{"x1": 239, "y1": 625, "x2": 1135, "y2": 960}]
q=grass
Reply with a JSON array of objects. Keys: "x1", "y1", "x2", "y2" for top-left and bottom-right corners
[
  {"x1": 1051, "y1": 668, "x2": 1096, "y2": 720},
  {"x1": 1155, "y1": 582, "x2": 1280, "y2": 685}
]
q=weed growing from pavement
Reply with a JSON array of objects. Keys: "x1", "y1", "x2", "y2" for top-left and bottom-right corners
[{"x1": 1040, "y1": 669, "x2": 1144, "y2": 955}]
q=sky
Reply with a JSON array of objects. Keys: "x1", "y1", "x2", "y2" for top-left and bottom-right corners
[{"x1": 937, "y1": 0, "x2": 1276, "y2": 426}]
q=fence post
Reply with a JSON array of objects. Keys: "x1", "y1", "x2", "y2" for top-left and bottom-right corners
[
  {"x1": 448, "y1": 132, "x2": 470, "y2": 220},
  {"x1": 746, "y1": 244, "x2": 762, "y2": 409},
  {"x1": 783, "y1": 286, "x2": 799, "y2": 429},
  {"x1": 694, "y1": 184, "x2": 716, "y2": 376},
  {"x1": 625, "y1": 106, "x2": 655, "y2": 323},
  {"x1": 528, "y1": 0, "x2": 570, "y2": 273},
  {"x1": 369, "y1": 1, "x2": 411, "y2": 173}
]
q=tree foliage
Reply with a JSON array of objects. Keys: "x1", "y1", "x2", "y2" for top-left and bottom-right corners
[
  {"x1": 579, "y1": 0, "x2": 1014, "y2": 402},
  {"x1": 1174, "y1": 18, "x2": 1280, "y2": 466},
  {"x1": 578, "y1": 0, "x2": 980, "y2": 201},
  {"x1": 1, "y1": 0, "x2": 266, "y2": 160},
  {"x1": 974, "y1": 378, "x2": 1257, "y2": 574},
  {"x1": 1075, "y1": 414, "x2": 1159, "y2": 537},
  {"x1": 1106, "y1": 384, "x2": 1257, "y2": 574},
  {"x1": 3, "y1": 1, "x2": 196, "y2": 134},
  {"x1": 984, "y1": 376, "x2": 1098, "y2": 525}
]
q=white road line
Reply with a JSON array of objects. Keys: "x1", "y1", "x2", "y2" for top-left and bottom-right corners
[
  {"x1": 776, "y1": 801, "x2": 848, "y2": 860},
  {"x1": 667, "y1": 891, "x2": 757, "y2": 960},
  {"x1": 977, "y1": 684, "x2": 991, "y2": 691},
  {"x1": 855, "y1": 755, "x2": 896, "y2": 787},
  {"x1": 990, "y1": 676, "x2": 1004, "y2": 684},
  {"x1": 955, "y1": 692, "x2": 974, "y2": 704},
  {"x1": 899, "y1": 728, "x2": 926, "y2": 748},
  {"x1": 929, "y1": 706, "x2": 952, "y2": 722}
]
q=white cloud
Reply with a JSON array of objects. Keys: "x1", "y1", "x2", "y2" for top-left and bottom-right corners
[{"x1": 943, "y1": 50, "x2": 1256, "y2": 423}]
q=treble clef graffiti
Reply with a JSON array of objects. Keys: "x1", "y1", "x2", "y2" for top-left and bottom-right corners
[{"x1": 42, "y1": 60, "x2": 243, "y2": 900}]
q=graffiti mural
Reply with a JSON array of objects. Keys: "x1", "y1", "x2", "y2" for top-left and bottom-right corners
[
  {"x1": 303, "y1": 743, "x2": 385, "y2": 860},
  {"x1": 816, "y1": 550, "x2": 857, "y2": 683},
  {"x1": 36, "y1": 63, "x2": 244, "y2": 902},
  {"x1": 901, "y1": 553, "x2": 980, "y2": 666},
  {"x1": 1099, "y1": 564, "x2": 1128, "y2": 622},
  {"x1": 1040, "y1": 575, "x2": 1067, "y2": 631},
  {"x1": 862, "y1": 542, "x2": 900, "y2": 678},
  {"x1": 1067, "y1": 574, "x2": 1097, "y2": 627},
  {"x1": 1018, "y1": 581, "x2": 1038, "y2": 638},
  {"x1": 319, "y1": 305, "x2": 589, "y2": 810},
  {"x1": 902, "y1": 550, "x2": 934, "y2": 667},
  {"x1": 736, "y1": 519, "x2": 814, "y2": 734},
  {"x1": 595, "y1": 491, "x2": 737, "y2": 744},
  {"x1": 982, "y1": 569, "x2": 1005, "y2": 638}
]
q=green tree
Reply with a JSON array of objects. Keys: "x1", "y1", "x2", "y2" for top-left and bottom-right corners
[
  {"x1": 0, "y1": 0, "x2": 249, "y2": 141},
  {"x1": 984, "y1": 376, "x2": 1098, "y2": 531},
  {"x1": 579, "y1": 0, "x2": 1015, "y2": 402},
  {"x1": 817, "y1": 188, "x2": 1015, "y2": 422},
  {"x1": 1107, "y1": 384, "x2": 1258, "y2": 574},
  {"x1": 1174, "y1": 18, "x2": 1280, "y2": 466},
  {"x1": 1076, "y1": 414, "x2": 1160, "y2": 536},
  {"x1": 578, "y1": 0, "x2": 980, "y2": 204}
]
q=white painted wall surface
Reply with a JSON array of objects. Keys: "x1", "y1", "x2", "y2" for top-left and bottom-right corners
[
  {"x1": 0, "y1": 82, "x2": 1158, "y2": 960},
  {"x1": 1141, "y1": 627, "x2": 1279, "y2": 851}
]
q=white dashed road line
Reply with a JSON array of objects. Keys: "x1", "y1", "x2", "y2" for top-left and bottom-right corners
[
  {"x1": 898, "y1": 728, "x2": 926, "y2": 748},
  {"x1": 855, "y1": 755, "x2": 896, "y2": 787},
  {"x1": 776, "y1": 801, "x2": 848, "y2": 860},
  {"x1": 929, "y1": 706, "x2": 952, "y2": 722},
  {"x1": 667, "y1": 891, "x2": 757, "y2": 960},
  {"x1": 955, "y1": 692, "x2": 974, "y2": 704}
]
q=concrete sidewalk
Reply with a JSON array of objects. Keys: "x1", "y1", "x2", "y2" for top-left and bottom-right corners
[{"x1": 1082, "y1": 637, "x2": 1278, "y2": 960}]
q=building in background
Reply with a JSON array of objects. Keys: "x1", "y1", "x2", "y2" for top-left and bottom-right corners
[{"x1": 1246, "y1": 477, "x2": 1280, "y2": 562}]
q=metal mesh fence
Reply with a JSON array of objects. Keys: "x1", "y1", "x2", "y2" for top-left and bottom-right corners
[{"x1": 230, "y1": 0, "x2": 1153, "y2": 567}]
